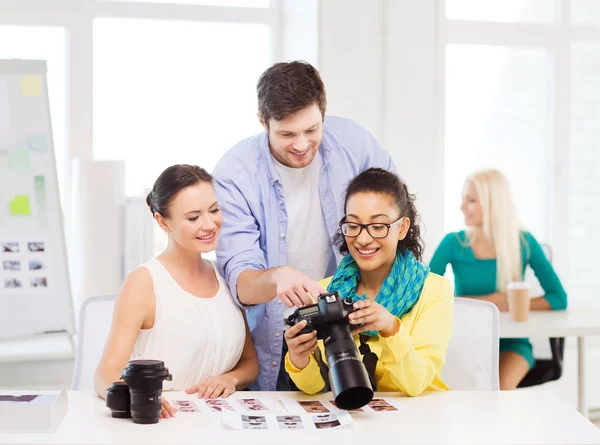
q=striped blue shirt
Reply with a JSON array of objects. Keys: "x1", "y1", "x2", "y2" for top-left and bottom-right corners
[{"x1": 214, "y1": 116, "x2": 396, "y2": 390}]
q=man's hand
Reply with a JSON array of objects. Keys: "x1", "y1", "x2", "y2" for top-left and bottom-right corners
[{"x1": 273, "y1": 266, "x2": 326, "y2": 308}]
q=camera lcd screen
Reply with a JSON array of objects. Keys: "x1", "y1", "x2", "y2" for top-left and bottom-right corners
[{"x1": 298, "y1": 306, "x2": 318, "y2": 316}]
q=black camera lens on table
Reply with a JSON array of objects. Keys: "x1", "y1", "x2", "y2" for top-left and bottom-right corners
[
  {"x1": 106, "y1": 359, "x2": 172, "y2": 424},
  {"x1": 286, "y1": 292, "x2": 374, "y2": 411},
  {"x1": 106, "y1": 382, "x2": 131, "y2": 418}
]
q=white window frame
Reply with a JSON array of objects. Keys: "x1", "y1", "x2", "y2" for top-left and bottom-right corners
[
  {"x1": 0, "y1": 0, "x2": 283, "y2": 218},
  {"x1": 436, "y1": 0, "x2": 600, "y2": 284}
]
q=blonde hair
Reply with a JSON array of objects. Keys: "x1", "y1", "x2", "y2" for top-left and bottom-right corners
[{"x1": 465, "y1": 169, "x2": 527, "y2": 292}]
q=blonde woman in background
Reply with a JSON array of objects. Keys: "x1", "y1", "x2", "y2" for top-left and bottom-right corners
[{"x1": 429, "y1": 168, "x2": 567, "y2": 390}]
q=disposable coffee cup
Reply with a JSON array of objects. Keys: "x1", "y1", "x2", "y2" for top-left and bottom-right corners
[{"x1": 507, "y1": 281, "x2": 530, "y2": 322}]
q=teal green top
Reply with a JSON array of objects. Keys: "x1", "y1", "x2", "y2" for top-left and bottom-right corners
[{"x1": 429, "y1": 230, "x2": 568, "y2": 369}]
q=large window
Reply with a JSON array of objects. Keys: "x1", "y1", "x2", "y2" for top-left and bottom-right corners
[
  {"x1": 441, "y1": 0, "x2": 600, "y2": 307},
  {"x1": 93, "y1": 18, "x2": 269, "y2": 196},
  {"x1": 445, "y1": 45, "x2": 552, "y2": 239}
]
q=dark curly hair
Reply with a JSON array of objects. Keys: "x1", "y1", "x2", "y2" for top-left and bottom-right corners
[
  {"x1": 333, "y1": 168, "x2": 424, "y2": 261},
  {"x1": 146, "y1": 164, "x2": 212, "y2": 218}
]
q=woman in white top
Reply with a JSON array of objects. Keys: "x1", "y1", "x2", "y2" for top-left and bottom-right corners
[{"x1": 94, "y1": 164, "x2": 259, "y2": 419}]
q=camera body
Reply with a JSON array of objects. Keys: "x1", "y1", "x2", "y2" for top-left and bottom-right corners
[
  {"x1": 285, "y1": 292, "x2": 373, "y2": 411},
  {"x1": 286, "y1": 292, "x2": 357, "y2": 339}
]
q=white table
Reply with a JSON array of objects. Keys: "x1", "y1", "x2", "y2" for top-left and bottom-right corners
[
  {"x1": 1, "y1": 391, "x2": 599, "y2": 445},
  {"x1": 499, "y1": 308, "x2": 600, "y2": 417}
]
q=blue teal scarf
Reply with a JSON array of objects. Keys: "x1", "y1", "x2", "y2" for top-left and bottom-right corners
[{"x1": 327, "y1": 250, "x2": 429, "y2": 337}]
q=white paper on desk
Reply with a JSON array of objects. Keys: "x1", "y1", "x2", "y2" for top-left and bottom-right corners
[
  {"x1": 222, "y1": 411, "x2": 352, "y2": 430},
  {"x1": 280, "y1": 396, "x2": 406, "y2": 414},
  {"x1": 280, "y1": 397, "x2": 341, "y2": 414},
  {"x1": 194, "y1": 395, "x2": 280, "y2": 414}
]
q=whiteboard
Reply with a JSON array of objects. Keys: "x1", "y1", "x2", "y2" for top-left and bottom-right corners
[{"x1": 0, "y1": 59, "x2": 74, "y2": 340}]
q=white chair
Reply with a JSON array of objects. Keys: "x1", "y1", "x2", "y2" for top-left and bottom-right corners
[
  {"x1": 442, "y1": 297, "x2": 500, "y2": 390},
  {"x1": 71, "y1": 295, "x2": 116, "y2": 390}
]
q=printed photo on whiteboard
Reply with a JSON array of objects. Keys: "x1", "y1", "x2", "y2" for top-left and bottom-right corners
[
  {"x1": 27, "y1": 242, "x2": 45, "y2": 252},
  {"x1": 4, "y1": 278, "x2": 22, "y2": 288},
  {"x1": 298, "y1": 400, "x2": 330, "y2": 413},
  {"x1": 28, "y1": 259, "x2": 45, "y2": 270},
  {"x1": 3, "y1": 260, "x2": 20, "y2": 271},
  {"x1": 30, "y1": 277, "x2": 47, "y2": 288},
  {"x1": 1, "y1": 242, "x2": 19, "y2": 253},
  {"x1": 0, "y1": 394, "x2": 41, "y2": 403}
]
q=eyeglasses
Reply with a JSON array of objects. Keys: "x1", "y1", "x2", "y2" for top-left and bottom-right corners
[{"x1": 339, "y1": 217, "x2": 404, "y2": 239}]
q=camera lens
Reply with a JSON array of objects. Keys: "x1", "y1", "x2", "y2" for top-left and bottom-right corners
[
  {"x1": 324, "y1": 324, "x2": 374, "y2": 410},
  {"x1": 121, "y1": 360, "x2": 172, "y2": 424},
  {"x1": 106, "y1": 382, "x2": 131, "y2": 418}
]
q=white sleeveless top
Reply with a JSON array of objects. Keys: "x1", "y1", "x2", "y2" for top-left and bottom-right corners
[{"x1": 130, "y1": 258, "x2": 246, "y2": 391}]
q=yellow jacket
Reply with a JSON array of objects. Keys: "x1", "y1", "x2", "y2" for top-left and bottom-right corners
[{"x1": 285, "y1": 273, "x2": 454, "y2": 396}]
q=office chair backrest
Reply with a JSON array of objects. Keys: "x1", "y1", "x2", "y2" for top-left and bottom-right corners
[
  {"x1": 71, "y1": 295, "x2": 116, "y2": 390},
  {"x1": 443, "y1": 298, "x2": 500, "y2": 390}
]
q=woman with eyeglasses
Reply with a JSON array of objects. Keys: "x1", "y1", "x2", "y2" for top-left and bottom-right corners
[{"x1": 283, "y1": 168, "x2": 453, "y2": 396}]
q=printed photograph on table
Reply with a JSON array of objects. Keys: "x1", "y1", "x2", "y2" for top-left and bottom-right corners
[
  {"x1": 312, "y1": 413, "x2": 341, "y2": 429},
  {"x1": 277, "y1": 415, "x2": 304, "y2": 430},
  {"x1": 173, "y1": 400, "x2": 199, "y2": 412},
  {"x1": 1, "y1": 242, "x2": 19, "y2": 253},
  {"x1": 4, "y1": 278, "x2": 22, "y2": 288},
  {"x1": 242, "y1": 422, "x2": 267, "y2": 430},
  {"x1": 28, "y1": 259, "x2": 44, "y2": 270},
  {"x1": 241, "y1": 415, "x2": 266, "y2": 422},
  {"x1": 279, "y1": 421, "x2": 304, "y2": 429},
  {"x1": 237, "y1": 398, "x2": 269, "y2": 411},
  {"x1": 330, "y1": 400, "x2": 364, "y2": 412},
  {"x1": 0, "y1": 394, "x2": 41, "y2": 403},
  {"x1": 27, "y1": 242, "x2": 45, "y2": 252},
  {"x1": 30, "y1": 277, "x2": 47, "y2": 288},
  {"x1": 204, "y1": 399, "x2": 235, "y2": 412},
  {"x1": 298, "y1": 400, "x2": 330, "y2": 413},
  {"x1": 366, "y1": 398, "x2": 398, "y2": 412},
  {"x1": 2, "y1": 260, "x2": 20, "y2": 271}
]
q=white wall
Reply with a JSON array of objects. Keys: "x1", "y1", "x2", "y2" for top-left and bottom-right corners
[
  {"x1": 317, "y1": 0, "x2": 599, "y2": 414},
  {"x1": 319, "y1": 0, "x2": 443, "y2": 259}
]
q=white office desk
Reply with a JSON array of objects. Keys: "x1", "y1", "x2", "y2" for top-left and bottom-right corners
[
  {"x1": 499, "y1": 308, "x2": 600, "y2": 417},
  {"x1": 1, "y1": 391, "x2": 599, "y2": 445}
]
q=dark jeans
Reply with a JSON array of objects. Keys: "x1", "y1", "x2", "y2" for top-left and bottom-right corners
[{"x1": 276, "y1": 340, "x2": 299, "y2": 391}]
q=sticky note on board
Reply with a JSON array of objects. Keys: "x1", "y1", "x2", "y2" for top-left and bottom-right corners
[
  {"x1": 21, "y1": 75, "x2": 42, "y2": 96},
  {"x1": 9, "y1": 195, "x2": 31, "y2": 215},
  {"x1": 27, "y1": 134, "x2": 48, "y2": 153},
  {"x1": 8, "y1": 148, "x2": 30, "y2": 169}
]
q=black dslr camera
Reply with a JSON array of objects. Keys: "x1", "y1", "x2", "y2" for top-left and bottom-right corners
[{"x1": 286, "y1": 292, "x2": 374, "y2": 410}]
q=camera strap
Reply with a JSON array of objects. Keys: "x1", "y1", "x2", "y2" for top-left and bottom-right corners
[
  {"x1": 359, "y1": 334, "x2": 378, "y2": 392},
  {"x1": 314, "y1": 335, "x2": 379, "y2": 392}
]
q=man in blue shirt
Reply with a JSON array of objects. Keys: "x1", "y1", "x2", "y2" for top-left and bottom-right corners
[{"x1": 214, "y1": 61, "x2": 396, "y2": 391}]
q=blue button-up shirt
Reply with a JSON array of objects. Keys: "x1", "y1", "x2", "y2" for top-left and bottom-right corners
[{"x1": 213, "y1": 116, "x2": 396, "y2": 390}]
